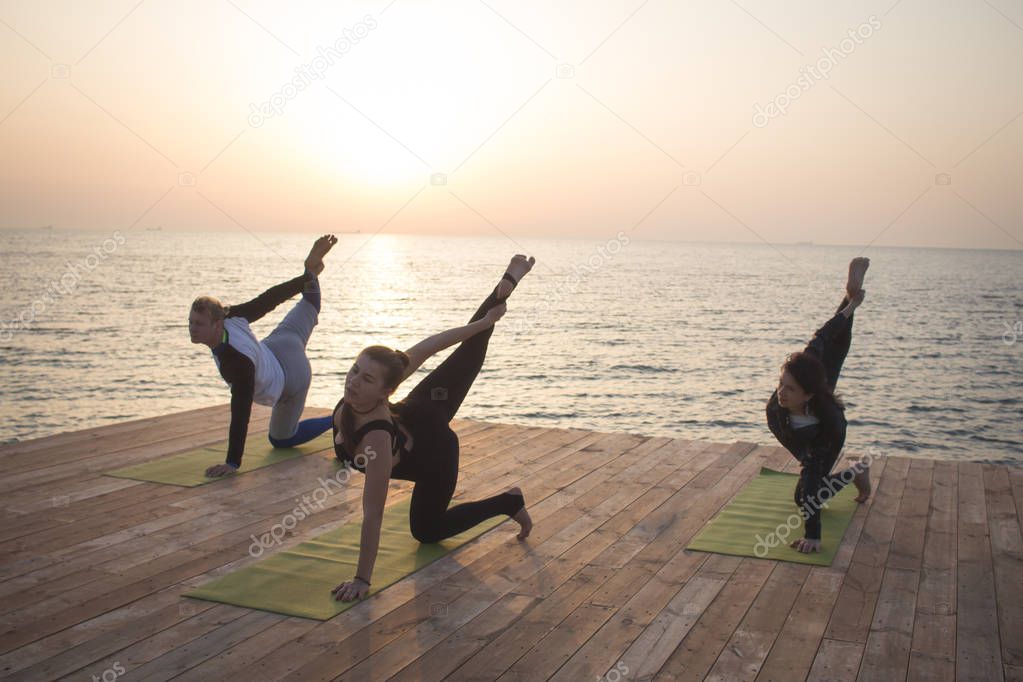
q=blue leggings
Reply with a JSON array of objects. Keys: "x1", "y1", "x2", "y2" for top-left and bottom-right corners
[{"x1": 268, "y1": 415, "x2": 332, "y2": 448}]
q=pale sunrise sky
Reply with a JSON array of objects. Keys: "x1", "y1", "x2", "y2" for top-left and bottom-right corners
[{"x1": 1, "y1": 0, "x2": 1021, "y2": 249}]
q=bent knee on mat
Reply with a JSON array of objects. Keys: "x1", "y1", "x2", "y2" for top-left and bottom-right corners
[
  {"x1": 411, "y1": 525, "x2": 444, "y2": 544},
  {"x1": 268, "y1": 431, "x2": 299, "y2": 448}
]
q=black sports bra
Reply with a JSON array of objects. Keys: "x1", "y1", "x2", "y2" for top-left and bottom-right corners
[{"x1": 332, "y1": 399, "x2": 407, "y2": 471}]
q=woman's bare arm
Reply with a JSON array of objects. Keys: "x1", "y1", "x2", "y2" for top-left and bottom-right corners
[
  {"x1": 353, "y1": 429, "x2": 393, "y2": 583},
  {"x1": 400, "y1": 304, "x2": 506, "y2": 381}
]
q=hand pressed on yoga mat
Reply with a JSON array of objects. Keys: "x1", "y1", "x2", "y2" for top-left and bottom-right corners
[
  {"x1": 205, "y1": 463, "x2": 237, "y2": 478},
  {"x1": 332, "y1": 576, "x2": 369, "y2": 602}
]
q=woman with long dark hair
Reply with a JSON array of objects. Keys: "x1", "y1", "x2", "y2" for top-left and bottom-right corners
[
  {"x1": 766, "y1": 257, "x2": 872, "y2": 553},
  {"x1": 330, "y1": 255, "x2": 535, "y2": 602}
]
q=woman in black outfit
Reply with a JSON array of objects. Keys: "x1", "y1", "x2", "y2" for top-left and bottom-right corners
[
  {"x1": 766, "y1": 257, "x2": 872, "y2": 554},
  {"x1": 331, "y1": 255, "x2": 535, "y2": 602}
]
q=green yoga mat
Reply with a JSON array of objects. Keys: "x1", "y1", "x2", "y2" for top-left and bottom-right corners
[
  {"x1": 185, "y1": 495, "x2": 508, "y2": 620},
  {"x1": 105, "y1": 431, "x2": 335, "y2": 487},
  {"x1": 687, "y1": 467, "x2": 860, "y2": 566}
]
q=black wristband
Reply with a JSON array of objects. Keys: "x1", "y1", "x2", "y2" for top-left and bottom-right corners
[
  {"x1": 354, "y1": 575, "x2": 371, "y2": 586},
  {"x1": 501, "y1": 272, "x2": 518, "y2": 287}
]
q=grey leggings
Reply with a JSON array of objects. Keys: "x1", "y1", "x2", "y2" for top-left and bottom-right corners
[{"x1": 263, "y1": 298, "x2": 318, "y2": 440}]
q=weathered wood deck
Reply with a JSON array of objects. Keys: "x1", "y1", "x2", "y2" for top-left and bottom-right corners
[{"x1": 0, "y1": 405, "x2": 1019, "y2": 681}]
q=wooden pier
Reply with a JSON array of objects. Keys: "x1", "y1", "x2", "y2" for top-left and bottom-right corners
[{"x1": 0, "y1": 405, "x2": 1019, "y2": 681}]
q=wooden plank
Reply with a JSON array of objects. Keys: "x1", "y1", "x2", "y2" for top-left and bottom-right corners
[
  {"x1": 908, "y1": 460, "x2": 957, "y2": 682},
  {"x1": 286, "y1": 435, "x2": 693, "y2": 681},
  {"x1": 161, "y1": 431, "x2": 638, "y2": 682},
  {"x1": 756, "y1": 570, "x2": 845, "y2": 682},
  {"x1": 0, "y1": 580, "x2": 209, "y2": 676},
  {"x1": 1009, "y1": 468, "x2": 1023, "y2": 535},
  {"x1": 3, "y1": 406, "x2": 1013, "y2": 682},
  {"x1": 618, "y1": 555, "x2": 743, "y2": 681},
  {"x1": 653, "y1": 558, "x2": 774, "y2": 682},
  {"x1": 858, "y1": 567, "x2": 919, "y2": 682},
  {"x1": 435, "y1": 441, "x2": 731, "y2": 682},
  {"x1": 117, "y1": 610, "x2": 281, "y2": 681},
  {"x1": 758, "y1": 456, "x2": 894, "y2": 682},
  {"x1": 0, "y1": 527, "x2": 288, "y2": 655},
  {"x1": 983, "y1": 465, "x2": 1023, "y2": 669},
  {"x1": 909, "y1": 652, "x2": 956, "y2": 682},
  {"x1": 544, "y1": 444, "x2": 774, "y2": 682},
  {"x1": 8, "y1": 423, "x2": 545, "y2": 599},
  {"x1": 824, "y1": 456, "x2": 911, "y2": 643},
  {"x1": 387, "y1": 592, "x2": 541, "y2": 682},
  {"x1": 247, "y1": 431, "x2": 648, "y2": 680},
  {"x1": 662, "y1": 453, "x2": 885, "y2": 682},
  {"x1": 857, "y1": 459, "x2": 933, "y2": 681},
  {"x1": 426, "y1": 564, "x2": 617, "y2": 682},
  {"x1": 0, "y1": 404, "x2": 235, "y2": 459},
  {"x1": 807, "y1": 639, "x2": 864, "y2": 682},
  {"x1": 3, "y1": 599, "x2": 219, "y2": 681},
  {"x1": 496, "y1": 603, "x2": 617, "y2": 682},
  {"x1": 54, "y1": 604, "x2": 255, "y2": 681},
  {"x1": 956, "y1": 462, "x2": 1004, "y2": 682},
  {"x1": 887, "y1": 458, "x2": 933, "y2": 571},
  {"x1": 703, "y1": 561, "x2": 811, "y2": 682},
  {"x1": 0, "y1": 412, "x2": 274, "y2": 493},
  {"x1": 169, "y1": 616, "x2": 318, "y2": 682}
]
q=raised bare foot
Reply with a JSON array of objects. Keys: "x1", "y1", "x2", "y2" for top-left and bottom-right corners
[
  {"x1": 507, "y1": 486, "x2": 532, "y2": 540},
  {"x1": 496, "y1": 254, "x2": 535, "y2": 300},
  {"x1": 853, "y1": 462, "x2": 871, "y2": 502},
  {"x1": 305, "y1": 234, "x2": 338, "y2": 276},
  {"x1": 847, "y1": 257, "x2": 870, "y2": 299}
]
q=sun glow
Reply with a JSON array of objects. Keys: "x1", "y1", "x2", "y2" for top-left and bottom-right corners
[{"x1": 286, "y1": 96, "x2": 431, "y2": 188}]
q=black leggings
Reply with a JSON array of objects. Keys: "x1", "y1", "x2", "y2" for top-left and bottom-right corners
[
  {"x1": 397, "y1": 285, "x2": 523, "y2": 544},
  {"x1": 794, "y1": 297, "x2": 856, "y2": 535},
  {"x1": 810, "y1": 297, "x2": 854, "y2": 393}
]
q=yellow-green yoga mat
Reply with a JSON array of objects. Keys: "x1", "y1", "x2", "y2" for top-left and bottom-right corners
[
  {"x1": 105, "y1": 431, "x2": 335, "y2": 487},
  {"x1": 185, "y1": 496, "x2": 507, "y2": 620},
  {"x1": 687, "y1": 467, "x2": 860, "y2": 566}
]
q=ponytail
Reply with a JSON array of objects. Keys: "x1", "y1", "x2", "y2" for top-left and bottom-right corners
[{"x1": 340, "y1": 345, "x2": 409, "y2": 452}]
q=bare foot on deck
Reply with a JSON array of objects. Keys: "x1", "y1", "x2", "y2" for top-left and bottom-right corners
[
  {"x1": 496, "y1": 255, "x2": 535, "y2": 300},
  {"x1": 853, "y1": 462, "x2": 872, "y2": 503},
  {"x1": 508, "y1": 486, "x2": 532, "y2": 540},
  {"x1": 846, "y1": 257, "x2": 870, "y2": 299},
  {"x1": 305, "y1": 234, "x2": 338, "y2": 275}
]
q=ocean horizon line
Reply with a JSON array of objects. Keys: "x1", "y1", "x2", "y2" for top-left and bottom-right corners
[{"x1": 2, "y1": 226, "x2": 1021, "y2": 254}]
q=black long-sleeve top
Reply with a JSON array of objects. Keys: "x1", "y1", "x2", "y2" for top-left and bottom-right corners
[
  {"x1": 212, "y1": 273, "x2": 309, "y2": 467},
  {"x1": 765, "y1": 305, "x2": 850, "y2": 539}
]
